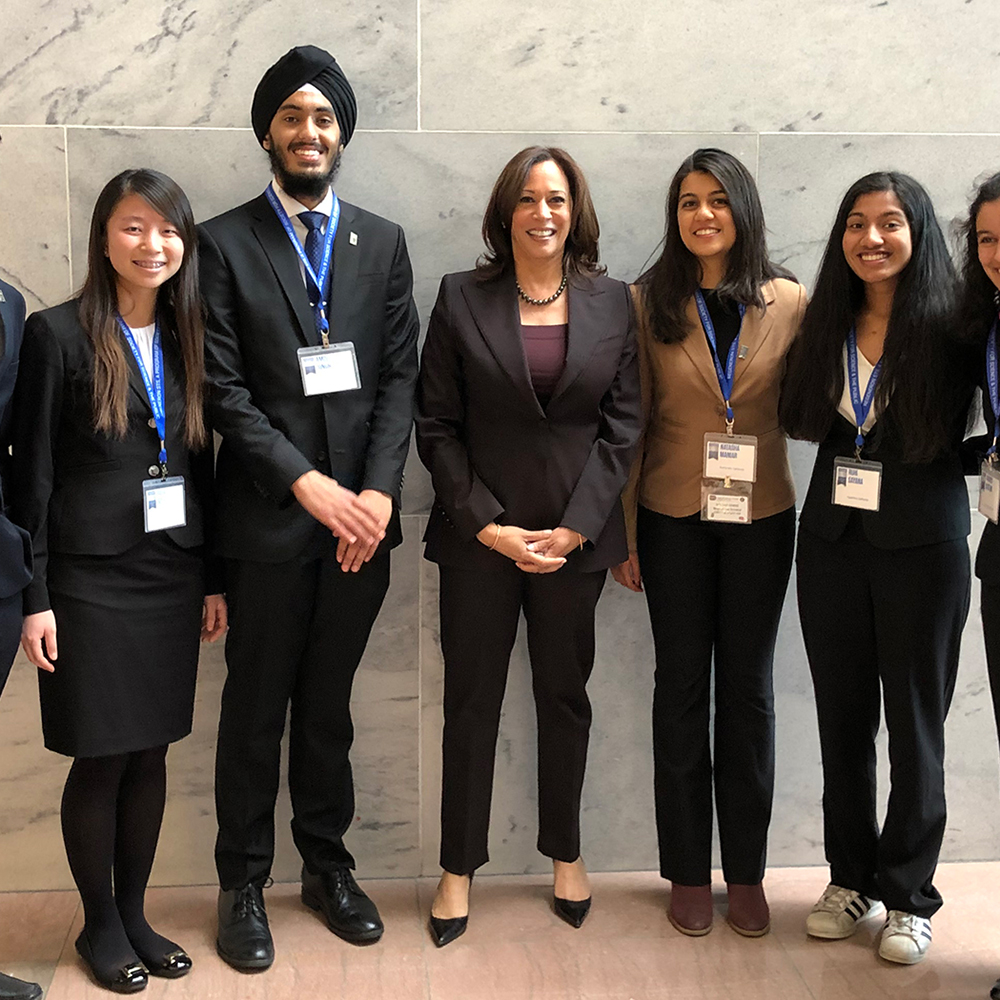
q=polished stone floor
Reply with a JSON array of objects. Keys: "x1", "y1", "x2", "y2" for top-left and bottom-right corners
[{"x1": 2, "y1": 864, "x2": 999, "y2": 999}]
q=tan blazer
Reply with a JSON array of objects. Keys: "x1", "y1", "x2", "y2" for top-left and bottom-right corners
[{"x1": 623, "y1": 278, "x2": 807, "y2": 546}]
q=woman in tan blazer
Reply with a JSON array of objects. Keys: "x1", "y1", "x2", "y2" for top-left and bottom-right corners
[{"x1": 614, "y1": 148, "x2": 806, "y2": 938}]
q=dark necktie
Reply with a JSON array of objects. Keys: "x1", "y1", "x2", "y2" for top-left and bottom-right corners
[{"x1": 298, "y1": 210, "x2": 327, "y2": 298}]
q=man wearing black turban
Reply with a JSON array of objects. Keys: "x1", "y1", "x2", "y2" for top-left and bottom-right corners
[{"x1": 198, "y1": 46, "x2": 419, "y2": 971}]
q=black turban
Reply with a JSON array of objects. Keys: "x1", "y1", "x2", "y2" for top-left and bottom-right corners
[{"x1": 251, "y1": 45, "x2": 357, "y2": 148}]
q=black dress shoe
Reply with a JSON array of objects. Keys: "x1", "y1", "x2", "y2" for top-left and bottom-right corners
[
  {"x1": 217, "y1": 884, "x2": 274, "y2": 971},
  {"x1": 75, "y1": 931, "x2": 148, "y2": 994},
  {"x1": 553, "y1": 894, "x2": 592, "y2": 928},
  {"x1": 301, "y1": 865, "x2": 384, "y2": 944},
  {"x1": 0, "y1": 971, "x2": 42, "y2": 1000},
  {"x1": 429, "y1": 914, "x2": 467, "y2": 948},
  {"x1": 134, "y1": 947, "x2": 192, "y2": 979}
]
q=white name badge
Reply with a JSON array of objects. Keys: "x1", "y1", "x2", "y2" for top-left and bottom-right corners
[
  {"x1": 980, "y1": 461, "x2": 1000, "y2": 524},
  {"x1": 297, "y1": 343, "x2": 362, "y2": 397},
  {"x1": 142, "y1": 476, "x2": 187, "y2": 532},
  {"x1": 832, "y1": 457, "x2": 882, "y2": 511},
  {"x1": 704, "y1": 432, "x2": 757, "y2": 483},
  {"x1": 701, "y1": 480, "x2": 752, "y2": 523}
]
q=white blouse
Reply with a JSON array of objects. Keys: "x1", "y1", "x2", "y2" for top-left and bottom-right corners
[{"x1": 837, "y1": 342, "x2": 878, "y2": 434}]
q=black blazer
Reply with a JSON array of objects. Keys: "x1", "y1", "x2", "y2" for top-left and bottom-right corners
[
  {"x1": 0, "y1": 279, "x2": 31, "y2": 602},
  {"x1": 9, "y1": 300, "x2": 215, "y2": 615},
  {"x1": 198, "y1": 192, "x2": 419, "y2": 564},
  {"x1": 972, "y1": 370, "x2": 1000, "y2": 585},
  {"x1": 416, "y1": 270, "x2": 642, "y2": 573},
  {"x1": 799, "y1": 410, "x2": 971, "y2": 550}
]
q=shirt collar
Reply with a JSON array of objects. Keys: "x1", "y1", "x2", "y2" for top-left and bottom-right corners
[{"x1": 270, "y1": 178, "x2": 334, "y2": 221}]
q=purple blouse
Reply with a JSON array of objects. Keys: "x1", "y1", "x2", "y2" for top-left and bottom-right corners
[{"x1": 520, "y1": 323, "x2": 568, "y2": 407}]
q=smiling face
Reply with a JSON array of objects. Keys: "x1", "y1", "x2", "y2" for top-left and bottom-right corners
[
  {"x1": 264, "y1": 88, "x2": 343, "y2": 202},
  {"x1": 976, "y1": 198, "x2": 1000, "y2": 294},
  {"x1": 510, "y1": 159, "x2": 572, "y2": 267},
  {"x1": 105, "y1": 193, "x2": 184, "y2": 305},
  {"x1": 676, "y1": 171, "x2": 737, "y2": 278},
  {"x1": 842, "y1": 189, "x2": 913, "y2": 289}
]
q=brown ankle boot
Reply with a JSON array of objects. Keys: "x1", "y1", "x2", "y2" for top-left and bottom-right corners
[
  {"x1": 726, "y1": 882, "x2": 770, "y2": 937},
  {"x1": 668, "y1": 883, "x2": 713, "y2": 936}
]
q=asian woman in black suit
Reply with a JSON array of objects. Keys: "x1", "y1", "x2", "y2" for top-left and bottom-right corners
[
  {"x1": 416, "y1": 146, "x2": 641, "y2": 945},
  {"x1": 780, "y1": 172, "x2": 975, "y2": 966},
  {"x1": 10, "y1": 169, "x2": 226, "y2": 993},
  {"x1": 956, "y1": 171, "x2": 1000, "y2": 1000}
]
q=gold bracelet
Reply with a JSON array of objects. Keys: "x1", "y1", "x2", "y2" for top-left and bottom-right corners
[
  {"x1": 488, "y1": 524, "x2": 503, "y2": 551},
  {"x1": 577, "y1": 532, "x2": 585, "y2": 551}
]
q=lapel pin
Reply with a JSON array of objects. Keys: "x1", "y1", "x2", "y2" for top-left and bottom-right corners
[
  {"x1": 349, "y1": 232, "x2": 358, "y2": 246},
  {"x1": 738, "y1": 345, "x2": 748, "y2": 359}
]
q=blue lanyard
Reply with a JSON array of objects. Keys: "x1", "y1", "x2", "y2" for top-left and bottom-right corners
[
  {"x1": 694, "y1": 289, "x2": 745, "y2": 429},
  {"x1": 117, "y1": 316, "x2": 167, "y2": 475},
  {"x1": 988, "y1": 321, "x2": 1000, "y2": 458},
  {"x1": 846, "y1": 327, "x2": 883, "y2": 454},
  {"x1": 265, "y1": 185, "x2": 341, "y2": 345}
]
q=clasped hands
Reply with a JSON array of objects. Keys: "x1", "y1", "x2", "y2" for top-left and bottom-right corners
[
  {"x1": 476, "y1": 523, "x2": 585, "y2": 574},
  {"x1": 292, "y1": 470, "x2": 392, "y2": 573}
]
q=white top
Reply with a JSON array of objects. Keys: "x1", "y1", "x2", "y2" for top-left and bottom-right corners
[
  {"x1": 127, "y1": 322, "x2": 156, "y2": 377},
  {"x1": 837, "y1": 342, "x2": 878, "y2": 434},
  {"x1": 270, "y1": 179, "x2": 334, "y2": 291}
]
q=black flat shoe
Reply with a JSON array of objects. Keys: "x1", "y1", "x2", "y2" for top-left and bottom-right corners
[
  {"x1": 429, "y1": 914, "x2": 467, "y2": 948},
  {"x1": 301, "y1": 865, "x2": 384, "y2": 944},
  {"x1": 553, "y1": 895, "x2": 592, "y2": 928},
  {"x1": 217, "y1": 884, "x2": 274, "y2": 971},
  {"x1": 135, "y1": 948, "x2": 192, "y2": 979},
  {"x1": 75, "y1": 931, "x2": 148, "y2": 994},
  {"x1": 0, "y1": 970, "x2": 42, "y2": 1000}
]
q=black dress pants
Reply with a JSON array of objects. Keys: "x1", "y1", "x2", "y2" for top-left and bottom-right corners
[
  {"x1": 637, "y1": 505, "x2": 795, "y2": 886},
  {"x1": 0, "y1": 590, "x2": 20, "y2": 695},
  {"x1": 437, "y1": 562, "x2": 606, "y2": 875},
  {"x1": 214, "y1": 546, "x2": 390, "y2": 890},
  {"x1": 797, "y1": 518, "x2": 969, "y2": 918},
  {"x1": 982, "y1": 581, "x2": 1000, "y2": 745}
]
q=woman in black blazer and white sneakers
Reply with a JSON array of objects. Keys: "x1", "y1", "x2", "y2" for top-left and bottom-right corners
[
  {"x1": 780, "y1": 172, "x2": 975, "y2": 967},
  {"x1": 10, "y1": 169, "x2": 226, "y2": 993}
]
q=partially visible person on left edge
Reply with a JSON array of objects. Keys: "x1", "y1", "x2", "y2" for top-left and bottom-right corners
[
  {"x1": 956, "y1": 171, "x2": 1000, "y2": 1000},
  {"x1": 0, "y1": 270, "x2": 41, "y2": 1000},
  {"x1": 10, "y1": 169, "x2": 225, "y2": 994}
]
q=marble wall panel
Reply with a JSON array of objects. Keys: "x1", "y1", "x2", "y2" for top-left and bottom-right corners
[
  {"x1": 1, "y1": 0, "x2": 416, "y2": 128},
  {"x1": 758, "y1": 133, "x2": 1000, "y2": 292},
  {"x1": 421, "y1": 0, "x2": 1000, "y2": 134},
  {"x1": 0, "y1": 127, "x2": 72, "y2": 311}
]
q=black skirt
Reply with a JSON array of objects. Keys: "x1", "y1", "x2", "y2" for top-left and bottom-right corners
[{"x1": 38, "y1": 534, "x2": 204, "y2": 758}]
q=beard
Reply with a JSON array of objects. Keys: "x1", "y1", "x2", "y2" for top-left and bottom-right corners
[{"x1": 267, "y1": 143, "x2": 342, "y2": 201}]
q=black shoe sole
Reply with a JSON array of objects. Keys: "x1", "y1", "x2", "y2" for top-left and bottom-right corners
[
  {"x1": 301, "y1": 888, "x2": 384, "y2": 944},
  {"x1": 214, "y1": 940, "x2": 274, "y2": 972}
]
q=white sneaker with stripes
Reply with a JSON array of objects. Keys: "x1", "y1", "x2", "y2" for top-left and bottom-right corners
[
  {"x1": 806, "y1": 883, "x2": 885, "y2": 939},
  {"x1": 878, "y1": 910, "x2": 932, "y2": 964}
]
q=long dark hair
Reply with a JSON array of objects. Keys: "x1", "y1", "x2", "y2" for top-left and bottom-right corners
[
  {"x1": 958, "y1": 171, "x2": 1000, "y2": 347},
  {"x1": 476, "y1": 146, "x2": 604, "y2": 282},
  {"x1": 637, "y1": 148, "x2": 792, "y2": 343},
  {"x1": 79, "y1": 168, "x2": 207, "y2": 448},
  {"x1": 780, "y1": 171, "x2": 966, "y2": 462}
]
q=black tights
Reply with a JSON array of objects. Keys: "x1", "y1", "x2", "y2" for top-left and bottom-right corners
[{"x1": 61, "y1": 745, "x2": 180, "y2": 975}]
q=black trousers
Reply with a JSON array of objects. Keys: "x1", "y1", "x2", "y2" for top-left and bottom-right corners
[
  {"x1": 0, "y1": 590, "x2": 21, "y2": 696},
  {"x1": 437, "y1": 563, "x2": 606, "y2": 875},
  {"x1": 637, "y1": 505, "x2": 795, "y2": 886},
  {"x1": 982, "y1": 581, "x2": 1000, "y2": 746},
  {"x1": 214, "y1": 547, "x2": 390, "y2": 890},
  {"x1": 797, "y1": 518, "x2": 969, "y2": 918}
]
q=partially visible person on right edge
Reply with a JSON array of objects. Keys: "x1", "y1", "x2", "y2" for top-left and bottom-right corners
[
  {"x1": 956, "y1": 171, "x2": 1000, "y2": 1000},
  {"x1": 0, "y1": 272, "x2": 41, "y2": 1000},
  {"x1": 613, "y1": 148, "x2": 804, "y2": 939},
  {"x1": 780, "y1": 172, "x2": 975, "y2": 966}
]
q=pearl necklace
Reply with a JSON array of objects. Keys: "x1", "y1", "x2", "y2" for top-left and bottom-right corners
[{"x1": 516, "y1": 273, "x2": 568, "y2": 306}]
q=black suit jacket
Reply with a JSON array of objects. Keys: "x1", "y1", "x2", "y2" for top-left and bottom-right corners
[
  {"x1": 416, "y1": 270, "x2": 642, "y2": 573},
  {"x1": 971, "y1": 368, "x2": 1000, "y2": 585},
  {"x1": 0, "y1": 279, "x2": 32, "y2": 602},
  {"x1": 800, "y1": 410, "x2": 971, "y2": 550},
  {"x1": 9, "y1": 300, "x2": 215, "y2": 614},
  {"x1": 198, "y1": 191, "x2": 419, "y2": 564}
]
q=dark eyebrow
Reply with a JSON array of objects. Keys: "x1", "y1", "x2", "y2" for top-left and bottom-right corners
[
  {"x1": 277, "y1": 102, "x2": 334, "y2": 114},
  {"x1": 679, "y1": 188, "x2": 727, "y2": 199},
  {"x1": 521, "y1": 187, "x2": 568, "y2": 196}
]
